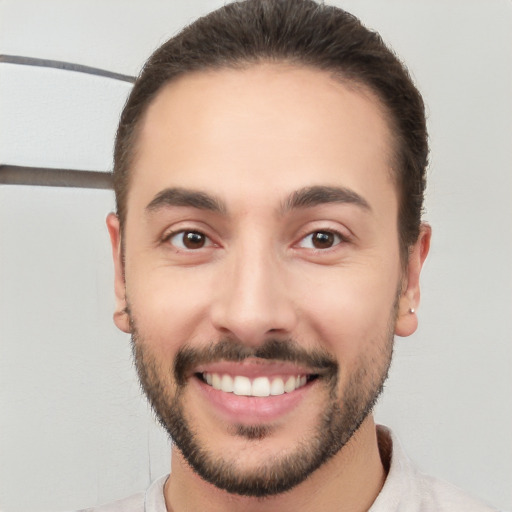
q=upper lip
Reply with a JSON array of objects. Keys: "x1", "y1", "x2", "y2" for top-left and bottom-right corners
[{"x1": 193, "y1": 358, "x2": 320, "y2": 379}]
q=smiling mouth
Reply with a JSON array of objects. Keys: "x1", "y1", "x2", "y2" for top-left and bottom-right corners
[{"x1": 197, "y1": 372, "x2": 319, "y2": 397}]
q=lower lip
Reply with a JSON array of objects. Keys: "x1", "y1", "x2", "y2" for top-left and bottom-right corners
[{"x1": 192, "y1": 376, "x2": 314, "y2": 425}]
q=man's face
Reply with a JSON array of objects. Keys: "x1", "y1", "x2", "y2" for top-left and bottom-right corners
[{"x1": 108, "y1": 64, "x2": 425, "y2": 496}]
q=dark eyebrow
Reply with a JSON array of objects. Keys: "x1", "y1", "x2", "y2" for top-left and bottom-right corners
[
  {"x1": 281, "y1": 185, "x2": 371, "y2": 213},
  {"x1": 146, "y1": 187, "x2": 227, "y2": 214}
]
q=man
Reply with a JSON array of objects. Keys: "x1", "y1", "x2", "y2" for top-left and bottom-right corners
[{"x1": 91, "y1": 0, "x2": 497, "y2": 510}]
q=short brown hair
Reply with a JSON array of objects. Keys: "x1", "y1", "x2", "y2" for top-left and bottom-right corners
[{"x1": 113, "y1": 0, "x2": 427, "y2": 259}]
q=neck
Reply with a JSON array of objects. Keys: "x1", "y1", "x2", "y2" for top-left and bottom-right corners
[{"x1": 164, "y1": 416, "x2": 386, "y2": 512}]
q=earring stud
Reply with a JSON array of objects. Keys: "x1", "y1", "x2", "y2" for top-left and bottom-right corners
[{"x1": 409, "y1": 308, "x2": 415, "y2": 314}]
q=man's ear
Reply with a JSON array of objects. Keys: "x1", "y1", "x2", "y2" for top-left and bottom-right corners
[
  {"x1": 106, "y1": 212, "x2": 131, "y2": 334},
  {"x1": 395, "y1": 223, "x2": 431, "y2": 337}
]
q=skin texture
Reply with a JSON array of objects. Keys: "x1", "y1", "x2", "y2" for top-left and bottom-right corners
[{"x1": 107, "y1": 64, "x2": 431, "y2": 512}]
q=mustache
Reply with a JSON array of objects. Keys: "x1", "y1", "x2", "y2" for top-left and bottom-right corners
[{"x1": 174, "y1": 338, "x2": 339, "y2": 386}]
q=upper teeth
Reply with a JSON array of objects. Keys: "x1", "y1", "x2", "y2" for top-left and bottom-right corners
[{"x1": 204, "y1": 373, "x2": 308, "y2": 397}]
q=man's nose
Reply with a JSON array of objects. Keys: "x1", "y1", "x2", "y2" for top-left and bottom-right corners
[{"x1": 210, "y1": 243, "x2": 298, "y2": 346}]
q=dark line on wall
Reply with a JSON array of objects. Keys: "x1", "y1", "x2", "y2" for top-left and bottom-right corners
[
  {"x1": 0, "y1": 54, "x2": 136, "y2": 83},
  {"x1": 0, "y1": 165, "x2": 113, "y2": 189}
]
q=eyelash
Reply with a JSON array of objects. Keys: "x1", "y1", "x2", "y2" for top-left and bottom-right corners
[
  {"x1": 296, "y1": 229, "x2": 348, "y2": 251},
  {"x1": 162, "y1": 228, "x2": 349, "y2": 252},
  {"x1": 163, "y1": 230, "x2": 215, "y2": 251}
]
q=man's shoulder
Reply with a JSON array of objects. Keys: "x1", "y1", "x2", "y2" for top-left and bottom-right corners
[
  {"x1": 77, "y1": 475, "x2": 168, "y2": 512},
  {"x1": 373, "y1": 425, "x2": 498, "y2": 512},
  {"x1": 78, "y1": 491, "x2": 144, "y2": 512},
  {"x1": 416, "y1": 472, "x2": 497, "y2": 512}
]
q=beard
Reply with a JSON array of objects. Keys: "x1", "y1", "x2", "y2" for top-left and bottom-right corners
[{"x1": 129, "y1": 308, "x2": 395, "y2": 498}]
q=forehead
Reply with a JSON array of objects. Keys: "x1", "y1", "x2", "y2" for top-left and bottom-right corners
[{"x1": 127, "y1": 64, "x2": 397, "y2": 217}]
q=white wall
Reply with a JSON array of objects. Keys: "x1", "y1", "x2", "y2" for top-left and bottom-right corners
[{"x1": 0, "y1": 1, "x2": 510, "y2": 510}]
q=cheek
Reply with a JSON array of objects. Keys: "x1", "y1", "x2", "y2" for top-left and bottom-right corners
[
  {"x1": 126, "y1": 266, "x2": 214, "y2": 355},
  {"x1": 297, "y1": 265, "x2": 399, "y2": 359}
]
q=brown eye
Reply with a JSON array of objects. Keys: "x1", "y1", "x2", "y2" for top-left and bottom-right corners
[
  {"x1": 298, "y1": 230, "x2": 342, "y2": 250},
  {"x1": 183, "y1": 232, "x2": 205, "y2": 249},
  {"x1": 169, "y1": 231, "x2": 209, "y2": 250},
  {"x1": 312, "y1": 231, "x2": 335, "y2": 249}
]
